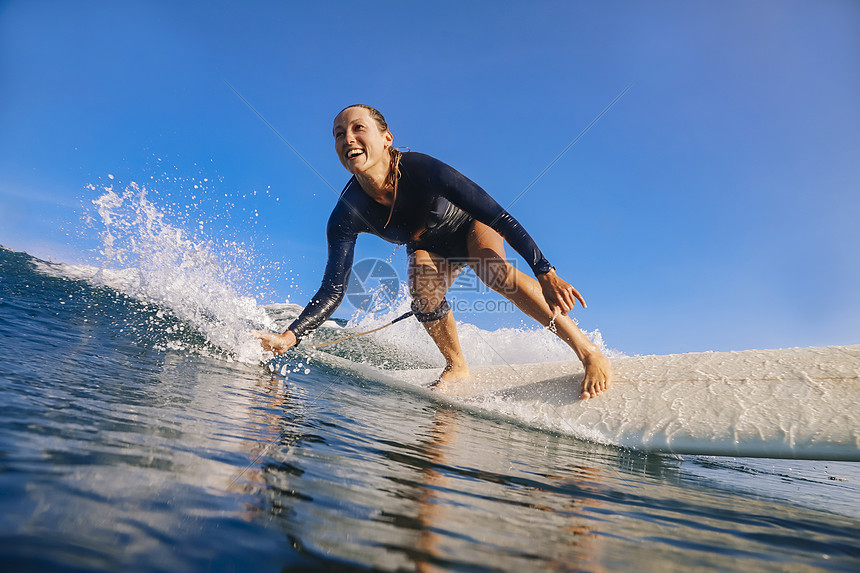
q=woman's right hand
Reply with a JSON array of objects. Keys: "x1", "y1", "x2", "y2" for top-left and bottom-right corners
[{"x1": 252, "y1": 330, "x2": 297, "y2": 355}]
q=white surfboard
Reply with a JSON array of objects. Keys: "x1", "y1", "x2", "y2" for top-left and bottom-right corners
[{"x1": 311, "y1": 345, "x2": 860, "y2": 461}]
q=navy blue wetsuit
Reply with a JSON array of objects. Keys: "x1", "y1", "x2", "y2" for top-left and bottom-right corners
[{"x1": 288, "y1": 152, "x2": 552, "y2": 339}]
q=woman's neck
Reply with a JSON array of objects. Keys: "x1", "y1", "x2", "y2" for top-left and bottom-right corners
[{"x1": 354, "y1": 151, "x2": 395, "y2": 207}]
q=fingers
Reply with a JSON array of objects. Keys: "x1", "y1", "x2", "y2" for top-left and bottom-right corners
[
  {"x1": 540, "y1": 272, "x2": 589, "y2": 314},
  {"x1": 552, "y1": 286, "x2": 577, "y2": 314},
  {"x1": 252, "y1": 331, "x2": 286, "y2": 355},
  {"x1": 571, "y1": 286, "x2": 587, "y2": 309},
  {"x1": 561, "y1": 288, "x2": 576, "y2": 312},
  {"x1": 557, "y1": 298, "x2": 572, "y2": 315},
  {"x1": 544, "y1": 284, "x2": 571, "y2": 315}
]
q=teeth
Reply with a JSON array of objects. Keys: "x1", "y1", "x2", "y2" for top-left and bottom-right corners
[{"x1": 347, "y1": 149, "x2": 363, "y2": 158}]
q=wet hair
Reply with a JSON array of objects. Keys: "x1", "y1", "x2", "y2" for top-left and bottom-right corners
[
  {"x1": 338, "y1": 104, "x2": 402, "y2": 227},
  {"x1": 338, "y1": 103, "x2": 390, "y2": 132}
]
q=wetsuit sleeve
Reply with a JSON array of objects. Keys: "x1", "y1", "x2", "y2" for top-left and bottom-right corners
[
  {"x1": 287, "y1": 211, "x2": 358, "y2": 341},
  {"x1": 423, "y1": 155, "x2": 553, "y2": 275}
]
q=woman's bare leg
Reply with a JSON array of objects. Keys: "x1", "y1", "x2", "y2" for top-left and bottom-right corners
[
  {"x1": 466, "y1": 221, "x2": 612, "y2": 398},
  {"x1": 408, "y1": 250, "x2": 470, "y2": 384}
]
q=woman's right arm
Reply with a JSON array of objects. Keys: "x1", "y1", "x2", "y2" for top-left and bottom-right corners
[
  {"x1": 285, "y1": 235, "x2": 356, "y2": 341},
  {"x1": 255, "y1": 210, "x2": 359, "y2": 354}
]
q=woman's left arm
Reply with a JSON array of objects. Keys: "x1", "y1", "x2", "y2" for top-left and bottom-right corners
[
  {"x1": 429, "y1": 155, "x2": 587, "y2": 314},
  {"x1": 429, "y1": 156, "x2": 559, "y2": 268},
  {"x1": 427, "y1": 159, "x2": 550, "y2": 272}
]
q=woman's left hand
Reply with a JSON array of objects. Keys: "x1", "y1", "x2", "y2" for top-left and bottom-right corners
[{"x1": 538, "y1": 269, "x2": 587, "y2": 317}]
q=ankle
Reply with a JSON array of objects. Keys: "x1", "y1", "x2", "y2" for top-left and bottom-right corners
[
  {"x1": 580, "y1": 348, "x2": 606, "y2": 364},
  {"x1": 444, "y1": 359, "x2": 469, "y2": 371}
]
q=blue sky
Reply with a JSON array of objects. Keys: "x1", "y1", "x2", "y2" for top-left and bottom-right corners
[{"x1": 1, "y1": 1, "x2": 858, "y2": 355}]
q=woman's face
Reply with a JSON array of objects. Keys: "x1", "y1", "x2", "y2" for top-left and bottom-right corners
[{"x1": 333, "y1": 107, "x2": 393, "y2": 176}]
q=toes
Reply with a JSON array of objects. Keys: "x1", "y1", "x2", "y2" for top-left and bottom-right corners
[
  {"x1": 429, "y1": 378, "x2": 450, "y2": 392},
  {"x1": 581, "y1": 376, "x2": 609, "y2": 400}
]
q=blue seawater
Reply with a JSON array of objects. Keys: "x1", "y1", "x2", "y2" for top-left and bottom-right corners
[{"x1": 1, "y1": 245, "x2": 859, "y2": 572}]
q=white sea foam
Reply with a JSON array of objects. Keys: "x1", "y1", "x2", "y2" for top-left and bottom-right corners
[
  {"x1": 37, "y1": 182, "x2": 277, "y2": 363},
  {"x1": 337, "y1": 295, "x2": 621, "y2": 369}
]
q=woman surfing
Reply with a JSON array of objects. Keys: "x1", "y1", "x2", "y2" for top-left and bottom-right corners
[{"x1": 256, "y1": 105, "x2": 612, "y2": 398}]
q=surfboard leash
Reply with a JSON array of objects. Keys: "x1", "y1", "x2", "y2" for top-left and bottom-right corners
[{"x1": 309, "y1": 311, "x2": 414, "y2": 349}]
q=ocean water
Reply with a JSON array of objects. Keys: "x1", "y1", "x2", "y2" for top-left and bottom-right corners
[{"x1": 1, "y1": 189, "x2": 859, "y2": 571}]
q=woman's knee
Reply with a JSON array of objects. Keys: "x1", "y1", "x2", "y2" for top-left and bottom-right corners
[{"x1": 407, "y1": 268, "x2": 445, "y2": 312}]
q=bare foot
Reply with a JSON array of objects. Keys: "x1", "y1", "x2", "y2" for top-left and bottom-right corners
[
  {"x1": 429, "y1": 362, "x2": 471, "y2": 392},
  {"x1": 580, "y1": 352, "x2": 612, "y2": 399}
]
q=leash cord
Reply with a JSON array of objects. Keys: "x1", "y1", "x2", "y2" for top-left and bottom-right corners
[{"x1": 309, "y1": 311, "x2": 414, "y2": 349}]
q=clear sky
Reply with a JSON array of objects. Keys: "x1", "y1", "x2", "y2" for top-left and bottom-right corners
[{"x1": 1, "y1": 0, "x2": 858, "y2": 356}]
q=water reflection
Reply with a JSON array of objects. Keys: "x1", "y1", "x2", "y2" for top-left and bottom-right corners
[
  {"x1": 231, "y1": 363, "x2": 860, "y2": 573},
  {"x1": 243, "y1": 370, "x2": 624, "y2": 571},
  {"x1": 383, "y1": 408, "x2": 610, "y2": 572}
]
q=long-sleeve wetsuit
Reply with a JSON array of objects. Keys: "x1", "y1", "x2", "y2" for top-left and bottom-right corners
[{"x1": 288, "y1": 152, "x2": 552, "y2": 340}]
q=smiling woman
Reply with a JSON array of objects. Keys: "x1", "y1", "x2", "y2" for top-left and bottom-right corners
[{"x1": 256, "y1": 105, "x2": 613, "y2": 398}]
